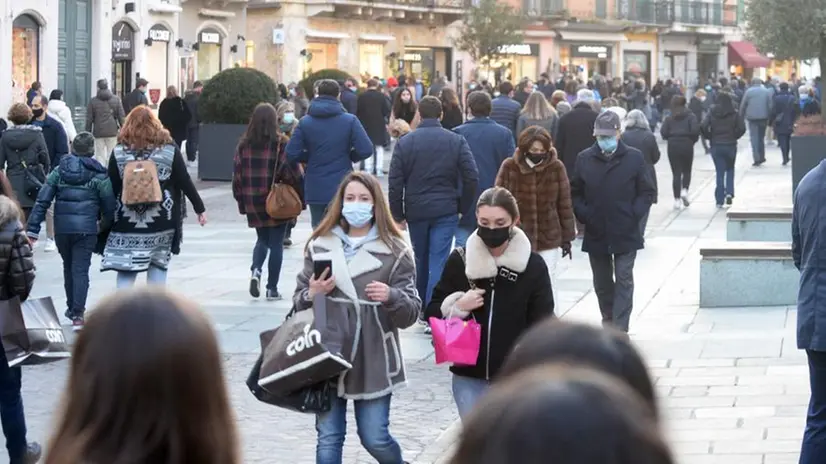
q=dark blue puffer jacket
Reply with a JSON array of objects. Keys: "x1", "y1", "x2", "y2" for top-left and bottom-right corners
[{"x1": 26, "y1": 154, "x2": 116, "y2": 237}]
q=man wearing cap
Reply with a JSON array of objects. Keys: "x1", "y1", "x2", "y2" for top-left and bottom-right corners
[
  {"x1": 26, "y1": 132, "x2": 117, "y2": 331},
  {"x1": 570, "y1": 110, "x2": 655, "y2": 333}
]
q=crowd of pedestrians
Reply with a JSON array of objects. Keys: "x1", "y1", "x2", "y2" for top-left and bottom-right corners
[{"x1": 0, "y1": 67, "x2": 822, "y2": 464}]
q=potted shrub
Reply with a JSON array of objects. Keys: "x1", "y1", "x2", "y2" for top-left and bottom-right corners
[
  {"x1": 198, "y1": 68, "x2": 280, "y2": 181},
  {"x1": 746, "y1": 0, "x2": 826, "y2": 194},
  {"x1": 299, "y1": 69, "x2": 355, "y2": 100}
]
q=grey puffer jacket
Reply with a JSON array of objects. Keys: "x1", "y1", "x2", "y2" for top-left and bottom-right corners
[
  {"x1": 85, "y1": 89, "x2": 126, "y2": 138},
  {"x1": 0, "y1": 196, "x2": 34, "y2": 302},
  {"x1": 293, "y1": 227, "x2": 421, "y2": 400}
]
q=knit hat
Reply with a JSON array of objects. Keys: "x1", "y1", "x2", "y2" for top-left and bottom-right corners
[
  {"x1": 387, "y1": 77, "x2": 399, "y2": 88},
  {"x1": 72, "y1": 132, "x2": 95, "y2": 156}
]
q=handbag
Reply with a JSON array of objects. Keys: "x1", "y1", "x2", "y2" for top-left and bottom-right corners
[
  {"x1": 18, "y1": 159, "x2": 44, "y2": 200},
  {"x1": 0, "y1": 296, "x2": 70, "y2": 367},
  {"x1": 265, "y1": 142, "x2": 303, "y2": 220},
  {"x1": 429, "y1": 316, "x2": 481, "y2": 366},
  {"x1": 246, "y1": 352, "x2": 333, "y2": 414}
]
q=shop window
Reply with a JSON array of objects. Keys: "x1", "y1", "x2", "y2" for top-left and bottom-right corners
[
  {"x1": 245, "y1": 41, "x2": 255, "y2": 68},
  {"x1": 359, "y1": 43, "x2": 384, "y2": 80},
  {"x1": 13, "y1": 14, "x2": 40, "y2": 94},
  {"x1": 197, "y1": 44, "x2": 222, "y2": 80},
  {"x1": 307, "y1": 42, "x2": 338, "y2": 74}
]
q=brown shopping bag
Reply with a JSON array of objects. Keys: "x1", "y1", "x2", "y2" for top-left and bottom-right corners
[
  {"x1": 0, "y1": 297, "x2": 70, "y2": 367},
  {"x1": 258, "y1": 296, "x2": 354, "y2": 395}
]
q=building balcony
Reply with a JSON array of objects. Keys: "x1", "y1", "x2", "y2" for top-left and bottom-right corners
[
  {"x1": 524, "y1": 0, "x2": 740, "y2": 29},
  {"x1": 667, "y1": 1, "x2": 739, "y2": 28},
  {"x1": 305, "y1": 0, "x2": 470, "y2": 24}
]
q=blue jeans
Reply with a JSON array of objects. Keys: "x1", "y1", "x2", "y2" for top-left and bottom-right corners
[
  {"x1": 316, "y1": 394, "x2": 402, "y2": 464},
  {"x1": 408, "y1": 214, "x2": 459, "y2": 306},
  {"x1": 452, "y1": 374, "x2": 490, "y2": 420},
  {"x1": 310, "y1": 204, "x2": 328, "y2": 229},
  {"x1": 116, "y1": 265, "x2": 168, "y2": 288},
  {"x1": 252, "y1": 224, "x2": 287, "y2": 291},
  {"x1": 453, "y1": 225, "x2": 474, "y2": 249},
  {"x1": 710, "y1": 143, "x2": 737, "y2": 206},
  {"x1": 55, "y1": 234, "x2": 96, "y2": 318},
  {"x1": 801, "y1": 350, "x2": 826, "y2": 464},
  {"x1": 748, "y1": 119, "x2": 767, "y2": 163},
  {"x1": 777, "y1": 133, "x2": 791, "y2": 163},
  {"x1": 0, "y1": 353, "x2": 26, "y2": 464}
]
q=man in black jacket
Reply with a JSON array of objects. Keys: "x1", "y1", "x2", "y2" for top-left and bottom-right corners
[
  {"x1": 389, "y1": 96, "x2": 479, "y2": 310},
  {"x1": 356, "y1": 79, "x2": 391, "y2": 176},
  {"x1": 183, "y1": 81, "x2": 202, "y2": 163},
  {"x1": 122, "y1": 78, "x2": 149, "y2": 115},
  {"x1": 340, "y1": 78, "x2": 358, "y2": 114},
  {"x1": 571, "y1": 111, "x2": 655, "y2": 333}
]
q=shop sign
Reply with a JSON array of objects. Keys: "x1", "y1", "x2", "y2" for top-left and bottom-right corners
[
  {"x1": 571, "y1": 44, "x2": 611, "y2": 58},
  {"x1": 456, "y1": 60, "x2": 464, "y2": 102},
  {"x1": 497, "y1": 44, "x2": 539, "y2": 56},
  {"x1": 697, "y1": 38, "x2": 722, "y2": 53},
  {"x1": 200, "y1": 31, "x2": 221, "y2": 44},
  {"x1": 403, "y1": 53, "x2": 422, "y2": 62},
  {"x1": 112, "y1": 21, "x2": 134, "y2": 61},
  {"x1": 149, "y1": 24, "x2": 171, "y2": 43},
  {"x1": 149, "y1": 88, "x2": 161, "y2": 105}
]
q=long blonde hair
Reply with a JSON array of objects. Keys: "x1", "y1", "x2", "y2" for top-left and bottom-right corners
[
  {"x1": 522, "y1": 92, "x2": 556, "y2": 120},
  {"x1": 308, "y1": 172, "x2": 404, "y2": 255}
]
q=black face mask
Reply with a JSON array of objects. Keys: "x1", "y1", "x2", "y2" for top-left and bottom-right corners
[
  {"x1": 32, "y1": 109, "x2": 44, "y2": 119},
  {"x1": 477, "y1": 226, "x2": 511, "y2": 248},
  {"x1": 527, "y1": 153, "x2": 546, "y2": 164}
]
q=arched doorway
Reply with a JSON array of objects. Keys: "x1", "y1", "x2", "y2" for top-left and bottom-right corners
[
  {"x1": 112, "y1": 21, "x2": 136, "y2": 98},
  {"x1": 196, "y1": 28, "x2": 223, "y2": 81},
  {"x1": 12, "y1": 14, "x2": 40, "y2": 102}
]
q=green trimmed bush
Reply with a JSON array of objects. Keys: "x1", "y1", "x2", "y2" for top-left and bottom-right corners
[
  {"x1": 200, "y1": 68, "x2": 280, "y2": 125},
  {"x1": 299, "y1": 69, "x2": 355, "y2": 100}
]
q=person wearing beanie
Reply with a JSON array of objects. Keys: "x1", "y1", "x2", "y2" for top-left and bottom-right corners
[{"x1": 26, "y1": 131, "x2": 117, "y2": 331}]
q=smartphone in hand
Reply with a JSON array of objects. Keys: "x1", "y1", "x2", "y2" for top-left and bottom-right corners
[{"x1": 313, "y1": 260, "x2": 333, "y2": 280}]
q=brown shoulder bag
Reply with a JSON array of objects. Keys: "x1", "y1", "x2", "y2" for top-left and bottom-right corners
[{"x1": 265, "y1": 144, "x2": 302, "y2": 220}]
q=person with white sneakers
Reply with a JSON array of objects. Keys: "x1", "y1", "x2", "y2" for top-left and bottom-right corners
[{"x1": 659, "y1": 95, "x2": 700, "y2": 210}]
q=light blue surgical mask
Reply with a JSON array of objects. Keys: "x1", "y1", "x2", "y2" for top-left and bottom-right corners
[
  {"x1": 283, "y1": 112, "x2": 295, "y2": 124},
  {"x1": 342, "y1": 202, "x2": 374, "y2": 227},
  {"x1": 597, "y1": 136, "x2": 618, "y2": 154}
]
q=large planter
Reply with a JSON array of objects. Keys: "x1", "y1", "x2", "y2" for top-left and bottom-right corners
[{"x1": 198, "y1": 123, "x2": 246, "y2": 181}]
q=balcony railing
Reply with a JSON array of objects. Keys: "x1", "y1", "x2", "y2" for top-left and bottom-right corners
[
  {"x1": 524, "y1": 0, "x2": 739, "y2": 27},
  {"x1": 369, "y1": 0, "x2": 471, "y2": 7}
]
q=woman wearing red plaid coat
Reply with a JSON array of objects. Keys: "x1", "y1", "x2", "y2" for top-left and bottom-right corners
[{"x1": 232, "y1": 103, "x2": 304, "y2": 300}]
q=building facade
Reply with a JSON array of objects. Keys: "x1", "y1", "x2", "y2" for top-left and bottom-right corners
[{"x1": 246, "y1": 0, "x2": 466, "y2": 86}]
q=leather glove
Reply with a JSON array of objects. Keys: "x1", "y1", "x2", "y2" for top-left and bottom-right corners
[{"x1": 561, "y1": 242, "x2": 572, "y2": 260}]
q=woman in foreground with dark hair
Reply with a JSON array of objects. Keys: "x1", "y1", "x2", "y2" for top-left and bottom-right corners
[
  {"x1": 499, "y1": 319, "x2": 658, "y2": 417},
  {"x1": 45, "y1": 288, "x2": 239, "y2": 464},
  {"x1": 232, "y1": 103, "x2": 303, "y2": 300},
  {"x1": 450, "y1": 365, "x2": 673, "y2": 464}
]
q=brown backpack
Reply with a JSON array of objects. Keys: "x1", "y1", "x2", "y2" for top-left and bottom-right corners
[
  {"x1": 265, "y1": 144, "x2": 302, "y2": 220},
  {"x1": 122, "y1": 152, "x2": 163, "y2": 207}
]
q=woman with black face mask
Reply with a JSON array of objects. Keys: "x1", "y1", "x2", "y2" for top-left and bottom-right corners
[{"x1": 426, "y1": 187, "x2": 555, "y2": 420}]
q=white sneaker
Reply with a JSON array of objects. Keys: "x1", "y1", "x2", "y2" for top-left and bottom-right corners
[
  {"x1": 44, "y1": 239, "x2": 56, "y2": 252},
  {"x1": 680, "y1": 188, "x2": 691, "y2": 207},
  {"x1": 673, "y1": 199, "x2": 683, "y2": 210}
]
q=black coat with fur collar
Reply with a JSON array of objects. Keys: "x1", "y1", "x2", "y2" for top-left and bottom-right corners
[{"x1": 425, "y1": 228, "x2": 554, "y2": 380}]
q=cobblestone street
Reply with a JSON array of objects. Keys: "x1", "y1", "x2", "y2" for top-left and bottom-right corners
[{"x1": 9, "y1": 141, "x2": 809, "y2": 464}]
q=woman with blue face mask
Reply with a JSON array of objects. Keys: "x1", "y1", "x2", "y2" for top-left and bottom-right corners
[
  {"x1": 276, "y1": 101, "x2": 302, "y2": 247},
  {"x1": 294, "y1": 171, "x2": 421, "y2": 464}
]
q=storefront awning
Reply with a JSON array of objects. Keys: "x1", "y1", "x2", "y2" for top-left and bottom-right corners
[
  {"x1": 148, "y1": 3, "x2": 182, "y2": 14},
  {"x1": 359, "y1": 34, "x2": 395, "y2": 42},
  {"x1": 305, "y1": 30, "x2": 350, "y2": 40},
  {"x1": 556, "y1": 31, "x2": 627, "y2": 43},
  {"x1": 728, "y1": 41, "x2": 771, "y2": 68}
]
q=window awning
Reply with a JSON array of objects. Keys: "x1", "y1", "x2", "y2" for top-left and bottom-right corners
[
  {"x1": 305, "y1": 30, "x2": 350, "y2": 40},
  {"x1": 728, "y1": 41, "x2": 771, "y2": 68},
  {"x1": 556, "y1": 31, "x2": 627, "y2": 43},
  {"x1": 359, "y1": 34, "x2": 395, "y2": 42}
]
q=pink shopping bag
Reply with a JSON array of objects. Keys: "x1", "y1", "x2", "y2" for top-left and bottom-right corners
[{"x1": 429, "y1": 317, "x2": 481, "y2": 366}]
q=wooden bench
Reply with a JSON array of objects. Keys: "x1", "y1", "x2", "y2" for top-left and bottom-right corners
[
  {"x1": 726, "y1": 207, "x2": 792, "y2": 242},
  {"x1": 699, "y1": 242, "x2": 797, "y2": 308}
]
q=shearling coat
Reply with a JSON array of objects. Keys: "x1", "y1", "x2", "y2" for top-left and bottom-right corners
[
  {"x1": 495, "y1": 147, "x2": 576, "y2": 252},
  {"x1": 425, "y1": 228, "x2": 554, "y2": 380},
  {"x1": 293, "y1": 230, "x2": 421, "y2": 400}
]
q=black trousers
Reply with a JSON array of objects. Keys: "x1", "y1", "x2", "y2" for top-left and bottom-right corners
[
  {"x1": 186, "y1": 126, "x2": 200, "y2": 162},
  {"x1": 667, "y1": 147, "x2": 694, "y2": 198}
]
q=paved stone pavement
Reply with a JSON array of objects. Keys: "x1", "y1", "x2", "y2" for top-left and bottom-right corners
[{"x1": 7, "y1": 139, "x2": 806, "y2": 464}]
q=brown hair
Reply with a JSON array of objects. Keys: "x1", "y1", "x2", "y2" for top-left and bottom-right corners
[
  {"x1": 522, "y1": 92, "x2": 556, "y2": 120},
  {"x1": 450, "y1": 365, "x2": 673, "y2": 464},
  {"x1": 517, "y1": 126, "x2": 554, "y2": 156},
  {"x1": 118, "y1": 106, "x2": 174, "y2": 149},
  {"x1": 308, "y1": 171, "x2": 405, "y2": 255},
  {"x1": 551, "y1": 90, "x2": 567, "y2": 108},
  {"x1": 166, "y1": 85, "x2": 178, "y2": 98},
  {"x1": 440, "y1": 87, "x2": 460, "y2": 110},
  {"x1": 46, "y1": 289, "x2": 239, "y2": 464},
  {"x1": 477, "y1": 187, "x2": 519, "y2": 221},
  {"x1": 7, "y1": 103, "x2": 32, "y2": 125}
]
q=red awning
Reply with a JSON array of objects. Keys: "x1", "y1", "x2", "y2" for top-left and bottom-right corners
[{"x1": 728, "y1": 41, "x2": 771, "y2": 68}]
